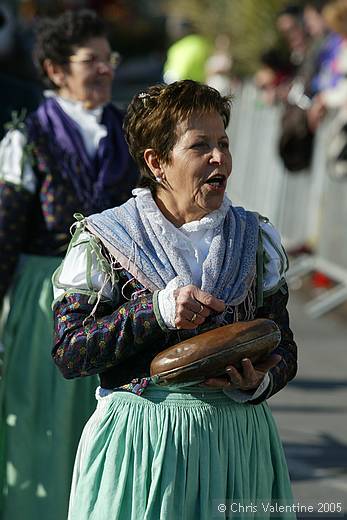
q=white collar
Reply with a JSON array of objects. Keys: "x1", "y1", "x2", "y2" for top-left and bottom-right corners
[
  {"x1": 44, "y1": 90, "x2": 104, "y2": 122},
  {"x1": 44, "y1": 91, "x2": 107, "y2": 157}
]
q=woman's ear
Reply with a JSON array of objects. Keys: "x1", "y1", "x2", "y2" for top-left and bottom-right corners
[
  {"x1": 43, "y1": 59, "x2": 66, "y2": 89},
  {"x1": 143, "y1": 149, "x2": 164, "y2": 180}
]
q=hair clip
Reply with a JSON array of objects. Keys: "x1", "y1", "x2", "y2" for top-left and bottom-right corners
[{"x1": 138, "y1": 92, "x2": 150, "y2": 107}]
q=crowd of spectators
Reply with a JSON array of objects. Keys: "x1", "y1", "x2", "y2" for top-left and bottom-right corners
[
  {"x1": 253, "y1": 0, "x2": 347, "y2": 287},
  {"x1": 255, "y1": 0, "x2": 347, "y2": 172}
]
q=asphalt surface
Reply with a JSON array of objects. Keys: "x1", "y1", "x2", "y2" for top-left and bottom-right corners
[{"x1": 269, "y1": 283, "x2": 347, "y2": 519}]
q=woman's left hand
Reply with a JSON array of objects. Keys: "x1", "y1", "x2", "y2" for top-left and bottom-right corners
[{"x1": 202, "y1": 353, "x2": 282, "y2": 390}]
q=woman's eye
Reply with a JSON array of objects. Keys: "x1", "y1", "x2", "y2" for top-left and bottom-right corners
[
  {"x1": 219, "y1": 141, "x2": 229, "y2": 149},
  {"x1": 191, "y1": 142, "x2": 208, "y2": 149}
]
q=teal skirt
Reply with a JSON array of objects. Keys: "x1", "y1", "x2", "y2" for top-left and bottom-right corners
[
  {"x1": 68, "y1": 384, "x2": 295, "y2": 520},
  {"x1": 0, "y1": 255, "x2": 98, "y2": 520}
]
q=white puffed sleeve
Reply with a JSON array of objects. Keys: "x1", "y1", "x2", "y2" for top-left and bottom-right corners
[
  {"x1": 260, "y1": 219, "x2": 288, "y2": 293},
  {"x1": 53, "y1": 230, "x2": 113, "y2": 303},
  {"x1": 0, "y1": 129, "x2": 37, "y2": 193}
]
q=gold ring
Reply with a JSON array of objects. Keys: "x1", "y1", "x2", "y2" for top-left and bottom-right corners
[
  {"x1": 199, "y1": 304, "x2": 204, "y2": 313},
  {"x1": 191, "y1": 312, "x2": 197, "y2": 322}
]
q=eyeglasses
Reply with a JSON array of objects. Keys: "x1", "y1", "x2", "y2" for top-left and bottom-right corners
[{"x1": 68, "y1": 51, "x2": 121, "y2": 69}]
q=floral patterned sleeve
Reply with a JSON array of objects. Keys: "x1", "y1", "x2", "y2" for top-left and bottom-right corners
[
  {"x1": 52, "y1": 280, "x2": 169, "y2": 380},
  {"x1": 252, "y1": 282, "x2": 297, "y2": 403},
  {"x1": 0, "y1": 128, "x2": 37, "y2": 305},
  {"x1": 0, "y1": 182, "x2": 33, "y2": 304}
]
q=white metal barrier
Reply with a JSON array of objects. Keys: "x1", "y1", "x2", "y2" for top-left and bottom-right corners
[{"x1": 227, "y1": 82, "x2": 347, "y2": 317}]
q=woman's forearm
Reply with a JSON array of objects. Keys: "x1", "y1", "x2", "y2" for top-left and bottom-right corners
[{"x1": 52, "y1": 291, "x2": 168, "y2": 379}]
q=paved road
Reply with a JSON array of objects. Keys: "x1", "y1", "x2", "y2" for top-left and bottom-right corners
[{"x1": 269, "y1": 287, "x2": 347, "y2": 519}]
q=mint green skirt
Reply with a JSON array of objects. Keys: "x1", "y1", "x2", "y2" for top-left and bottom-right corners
[
  {"x1": 0, "y1": 255, "x2": 98, "y2": 520},
  {"x1": 68, "y1": 384, "x2": 295, "y2": 520}
]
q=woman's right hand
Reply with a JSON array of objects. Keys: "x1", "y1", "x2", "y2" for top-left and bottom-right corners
[{"x1": 173, "y1": 284, "x2": 225, "y2": 330}]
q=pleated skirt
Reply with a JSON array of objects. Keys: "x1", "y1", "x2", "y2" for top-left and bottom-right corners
[
  {"x1": 0, "y1": 255, "x2": 98, "y2": 520},
  {"x1": 68, "y1": 384, "x2": 295, "y2": 520}
]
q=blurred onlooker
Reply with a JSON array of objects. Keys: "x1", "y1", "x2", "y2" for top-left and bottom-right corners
[
  {"x1": 274, "y1": 4, "x2": 316, "y2": 173},
  {"x1": 255, "y1": 47, "x2": 294, "y2": 105},
  {"x1": 272, "y1": 2, "x2": 341, "y2": 172},
  {"x1": 303, "y1": 0, "x2": 327, "y2": 37},
  {"x1": 163, "y1": 18, "x2": 212, "y2": 84},
  {"x1": 276, "y1": 4, "x2": 309, "y2": 68},
  {"x1": 308, "y1": 0, "x2": 347, "y2": 130},
  {"x1": 205, "y1": 33, "x2": 234, "y2": 96},
  {"x1": 303, "y1": 0, "x2": 343, "y2": 98},
  {"x1": 307, "y1": 0, "x2": 347, "y2": 180},
  {"x1": 314, "y1": 1, "x2": 347, "y2": 105},
  {"x1": 276, "y1": 2, "x2": 334, "y2": 92}
]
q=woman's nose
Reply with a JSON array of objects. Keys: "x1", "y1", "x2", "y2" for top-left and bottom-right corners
[
  {"x1": 209, "y1": 147, "x2": 224, "y2": 164},
  {"x1": 97, "y1": 61, "x2": 114, "y2": 75}
]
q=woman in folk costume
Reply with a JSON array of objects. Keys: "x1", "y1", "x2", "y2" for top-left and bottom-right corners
[
  {"x1": 52, "y1": 80, "x2": 297, "y2": 520},
  {"x1": 0, "y1": 9, "x2": 138, "y2": 520}
]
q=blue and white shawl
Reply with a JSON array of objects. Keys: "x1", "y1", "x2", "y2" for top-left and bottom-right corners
[{"x1": 85, "y1": 188, "x2": 260, "y2": 308}]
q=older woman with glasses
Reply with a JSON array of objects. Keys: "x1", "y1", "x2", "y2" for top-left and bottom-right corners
[{"x1": 0, "y1": 9, "x2": 137, "y2": 520}]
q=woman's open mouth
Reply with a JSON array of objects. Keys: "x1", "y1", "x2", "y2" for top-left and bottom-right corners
[{"x1": 205, "y1": 174, "x2": 227, "y2": 190}]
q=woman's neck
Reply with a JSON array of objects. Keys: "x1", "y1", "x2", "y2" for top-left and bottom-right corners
[{"x1": 154, "y1": 190, "x2": 207, "y2": 227}]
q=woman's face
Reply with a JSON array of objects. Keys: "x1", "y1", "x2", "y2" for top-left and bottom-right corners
[
  {"x1": 56, "y1": 37, "x2": 114, "y2": 108},
  {"x1": 156, "y1": 110, "x2": 232, "y2": 224},
  {"x1": 277, "y1": 14, "x2": 306, "y2": 53}
]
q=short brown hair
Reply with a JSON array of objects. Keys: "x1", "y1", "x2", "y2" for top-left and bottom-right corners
[{"x1": 123, "y1": 80, "x2": 231, "y2": 193}]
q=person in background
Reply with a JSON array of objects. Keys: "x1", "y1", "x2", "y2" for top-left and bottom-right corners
[
  {"x1": 275, "y1": 2, "x2": 331, "y2": 98},
  {"x1": 255, "y1": 47, "x2": 295, "y2": 105},
  {"x1": 205, "y1": 33, "x2": 235, "y2": 96},
  {"x1": 307, "y1": 0, "x2": 347, "y2": 183},
  {"x1": 259, "y1": 5, "x2": 311, "y2": 110},
  {"x1": 0, "y1": 9, "x2": 138, "y2": 520},
  {"x1": 303, "y1": 0, "x2": 328, "y2": 39},
  {"x1": 302, "y1": 0, "x2": 343, "y2": 119},
  {"x1": 275, "y1": 2, "x2": 333, "y2": 173},
  {"x1": 308, "y1": 0, "x2": 347, "y2": 130},
  {"x1": 276, "y1": 4, "x2": 309, "y2": 68},
  {"x1": 275, "y1": 0, "x2": 343, "y2": 130},
  {"x1": 163, "y1": 18, "x2": 212, "y2": 84},
  {"x1": 52, "y1": 80, "x2": 297, "y2": 519}
]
